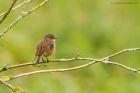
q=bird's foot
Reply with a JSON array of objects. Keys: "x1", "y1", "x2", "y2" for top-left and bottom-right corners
[
  {"x1": 46, "y1": 58, "x2": 50, "y2": 63},
  {"x1": 42, "y1": 57, "x2": 46, "y2": 63},
  {"x1": 38, "y1": 57, "x2": 49, "y2": 66},
  {"x1": 41, "y1": 58, "x2": 49, "y2": 66},
  {"x1": 33, "y1": 62, "x2": 41, "y2": 67}
]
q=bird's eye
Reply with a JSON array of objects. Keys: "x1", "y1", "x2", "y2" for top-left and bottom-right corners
[{"x1": 50, "y1": 36, "x2": 53, "y2": 39}]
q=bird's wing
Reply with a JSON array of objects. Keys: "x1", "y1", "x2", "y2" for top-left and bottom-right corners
[{"x1": 36, "y1": 40, "x2": 49, "y2": 56}]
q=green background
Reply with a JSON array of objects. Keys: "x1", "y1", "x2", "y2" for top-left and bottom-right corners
[{"x1": 0, "y1": 0, "x2": 140, "y2": 93}]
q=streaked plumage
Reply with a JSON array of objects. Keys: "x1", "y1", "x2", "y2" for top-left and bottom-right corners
[{"x1": 35, "y1": 34, "x2": 56, "y2": 63}]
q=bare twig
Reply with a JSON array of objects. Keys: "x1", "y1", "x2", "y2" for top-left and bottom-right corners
[
  {"x1": 102, "y1": 48, "x2": 140, "y2": 60},
  {"x1": 0, "y1": 0, "x2": 17, "y2": 24},
  {"x1": 104, "y1": 61, "x2": 140, "y2": 74},
  {"x1": 0, "y1": 0, "x2": 32, "y2": 17},
  {"x1": 1, "y1": 48, "x2": 140, "y2": 73},
  {"x1": 0, "y1": 48, "x2": 140, "y2": 91},
  {"x1": 75, "y1": 51, "x2": 83, "y2": 59},
  {"x1": 0, "y1": 58, "x2": 97, "y2": 73},
  {"x1": 6, "y1": 60, "x2": 140, "y2": 81},
  {"x1": 0, "y1": 0, "x2": 48, "y2": 38},
  {"x1": 0, "y1": 79, "x2": 17, "y2": 92},
  {"x1": 9, "y1": 60, "x2": 99, "y2": 81}
]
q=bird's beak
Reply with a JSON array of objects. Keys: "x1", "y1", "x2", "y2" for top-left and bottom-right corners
[{"x1": 54, "y1": 37, "x2": 58, "y2": 39}]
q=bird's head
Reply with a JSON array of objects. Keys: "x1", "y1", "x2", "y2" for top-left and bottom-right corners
[{"x1": 44, "y1": 33, "x2": 56, "y2": 42}]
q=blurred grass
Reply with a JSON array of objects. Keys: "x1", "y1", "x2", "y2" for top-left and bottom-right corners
[{"x1": 0, "y1": 0, "x2": 140, "y2": 93}]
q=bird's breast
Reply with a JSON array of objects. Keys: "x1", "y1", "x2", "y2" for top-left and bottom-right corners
[{"x1": 43, "y1": 43, "x2": 55, "y2": 57}]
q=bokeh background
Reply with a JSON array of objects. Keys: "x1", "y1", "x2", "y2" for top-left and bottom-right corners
[{"x1": 0, "y1": 0, "x2": 140, "y2": 93}]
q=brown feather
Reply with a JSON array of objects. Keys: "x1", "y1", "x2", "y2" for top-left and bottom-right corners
[{"x1": 35, "y1": 34, "x2": 56, "y2": 63}]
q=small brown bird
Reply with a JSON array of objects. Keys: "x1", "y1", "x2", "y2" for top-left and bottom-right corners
[{"x1": 35, "y1": 33, "x2": 56, "y2": 63}]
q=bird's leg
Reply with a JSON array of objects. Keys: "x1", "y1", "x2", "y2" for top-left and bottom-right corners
[
  {"x1": 46, "y1": 57, "x2": 50, "y2": 63},
  {"x1": 33, "y1": 58, "x2": 41, "y2": 67},
  {"x1": 39, "y1": 57, "x2": 49, "y2": 66},
  {"x1": 41, "y1": 57, "x2": 46, "y2": 63},
  {"x1": 45, "y1": 57, "x2": 50, "y2": 63}
]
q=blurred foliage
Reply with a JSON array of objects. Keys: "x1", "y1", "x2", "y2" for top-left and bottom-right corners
[{"x1": 0, "y1": 0, "x2": 140, "y2": 93}]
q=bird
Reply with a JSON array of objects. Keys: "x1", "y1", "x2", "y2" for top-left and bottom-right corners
[{"x1": 35, "y1": 33, "x2": 56, "y2": 64}]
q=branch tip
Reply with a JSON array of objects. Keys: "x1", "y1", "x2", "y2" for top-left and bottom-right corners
[
  {"x1": 0, "y1": 0, "x2": 49, "y2": 38},
  {"x1": 75, "y1": 51, "x2": 83, "y2": 59},
  {"x1": 0, "y1": 64, "x2": 9, "y2": 72}
]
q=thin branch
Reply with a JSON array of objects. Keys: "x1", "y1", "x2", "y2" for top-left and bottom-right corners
[
  {"x1": 0, "y1": 0, "x2": 48, "y2": 38},
  {"x1": 0, "y1": 0, "x2": 32, "y2": 17},
  {"x1": 1, "y1": 48, "x2": 140, "y2": 73},
  {"x1": 0, "y1": 0, "x2": 17, "y2": 24},
  {"x1": 0, "y1": 58, "x2": 97, "y2": 73},
  {"x1": 9, "y1": 60, "x2": 99, "y2": 81},
  {"x1": 0, "y1": 79, "x2": 17, "y2": 92},
  {"x1": 102, "y1": 48, "x2": 140, "y2": 60},
  {"x1": 0, "y1": 48, "x2": 140, "y2": 91},
  {"x1": 0, "y1": 48, "x2": 140, "y2": 81},
  {"x1": 104, "y1": 61, "x2": 140, "y2": 74},
  {"x1": 6, "y1": 60, "x2": 140, "y2": 81}
]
